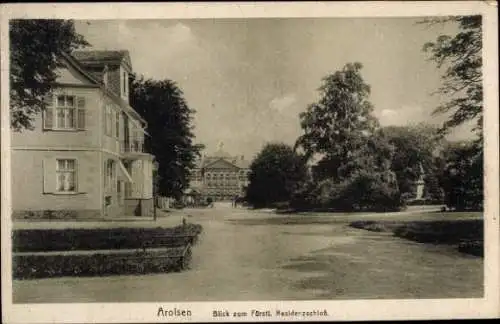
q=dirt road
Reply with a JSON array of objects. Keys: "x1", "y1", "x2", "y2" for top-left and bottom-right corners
[{"x1": 12, "y1": 204, "x2": 483, "y2": 303}]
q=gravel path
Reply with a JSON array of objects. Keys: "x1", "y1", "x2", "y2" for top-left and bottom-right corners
[{"x1": 12, "y1": 204, "x2": 483, "y2": 303}]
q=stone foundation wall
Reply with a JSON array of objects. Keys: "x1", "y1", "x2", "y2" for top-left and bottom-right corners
[
  {"x1": 124, "y1": 199, "x2": 141, "y2": 216},
  {"x1": 12, "y1": 209, "x2": 102, "y2": 220},
  {"x1": 141, "y1": 199, "x2": 154, "y2": 217},
  {"x1": 124, "y1": 199, "x2": 154, "y2": 217}
]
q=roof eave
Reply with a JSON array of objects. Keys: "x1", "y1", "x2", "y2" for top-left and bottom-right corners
[{"x1": 62, "y1": 52, "x2": 146, "y2": 125}]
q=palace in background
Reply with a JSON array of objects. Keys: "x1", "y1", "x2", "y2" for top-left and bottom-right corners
[{"x1": 188, "y1": 144, "x2": 251, "y2": 202}]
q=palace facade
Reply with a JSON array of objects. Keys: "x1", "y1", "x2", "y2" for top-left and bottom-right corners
[{"x1": 188, "y1": 146, "x2": 251, "y2": 202}]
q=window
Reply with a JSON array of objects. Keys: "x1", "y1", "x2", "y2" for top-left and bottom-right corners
[
  {"x1": 56, "y1": 95, "x2": 76, "y2": 129},
  {"x1": 105, "y1": 159, "x2": 116, "y2": 191},
  {"x1": 105, "y1": 105, "x2": 112, "y2": 136},
  {"x1": 115, "y1": 111, "x2": 120, "y2": 138},
  {"x1": 43, "y1": 94, "x2": 85, "y2": 131},
  {"x1": 123, "y1": 71, "x2": 127, "y2": 95},
  {"x1": 117, "y1": 180, "x2": 123, "y2": 203},
  {"x1": 56, "y1": 159, "x2": 76, "y2": 192}
]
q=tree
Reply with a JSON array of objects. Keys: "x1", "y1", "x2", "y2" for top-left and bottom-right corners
[
  {"x1": 436, "y1": 141, "x2": 483, "y2": 210},
  {"x1": 245, "y1": 143, "x2": 308, "y2": 208},
  {"x1": 310, "y1": 133, "x2": 401, "y2": 212},
  {"x1": 421, "y1": 15, "x2": 482, "y2": 136},
  {"x1": 294, "y1": 63, "x2": 401, "y2": 211},
  {"x1": 295, "y1": 62, "x2": 379, "y2": 182},
  {"x1": 130, "y1": 76, "x2": 203, "y2": 199},
  {"x1": 382, "y1": 124, "x2": 443, "y2": 200},
  {"x1": 421, "y1": 16, "x2": 483, "y2": 210},
  {"x1": 10, "y1": 19, "x2": 89, "y2": 131}
]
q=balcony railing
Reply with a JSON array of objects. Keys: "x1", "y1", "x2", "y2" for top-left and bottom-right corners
[{"x1": 121, "y1": 140, "x2": 148, "y2": 154}]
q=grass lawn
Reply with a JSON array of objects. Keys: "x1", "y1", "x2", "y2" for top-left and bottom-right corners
[{"x1": 349, "y1": 212, "x2": 483, "y2": 257}]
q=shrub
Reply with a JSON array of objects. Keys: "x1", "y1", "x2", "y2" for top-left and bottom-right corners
[
  {"x1": 406, "y1": 199, "x2": 445, "y2": 206},
  {"x1": 458, "y1": 240, "x2": 483, "y2": 257},
  {"x1": 392, "y1": 220, "x2": 483, "y2": 245},
  {"x1": 13, "y1": 246, "x2": 192, "y2": 280},
  {"x1": 438, "y1": 141, "x2": 483, "y2": 211},
  {"x1": 310, "y1": 171, "x2": 402, "y2": 212},
  {"x1": 12, "y1": 224, "x2": 203, "y2": 252}
]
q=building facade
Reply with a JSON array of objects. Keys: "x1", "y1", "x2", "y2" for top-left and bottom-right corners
[
  {"x1": 11, "y1": 50, "x2": 154, "y2": 219},
  {"x1": 189, "y1": 145, "x2": 251, "y2": 202}
]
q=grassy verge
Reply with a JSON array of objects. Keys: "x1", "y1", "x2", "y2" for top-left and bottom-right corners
[
  {"x1": 13, "y1": 223, "x2": 203, "y2": 252},
  {"x1": 349, "y1": 219, "x2": 483, "y2": 257}
]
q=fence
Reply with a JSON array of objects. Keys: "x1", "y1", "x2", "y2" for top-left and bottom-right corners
[{"x1": 156, "y1": 196, "x2": 174, "y2": 210}]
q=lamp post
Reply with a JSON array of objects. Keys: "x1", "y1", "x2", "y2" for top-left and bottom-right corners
[{"x1": 153, "y1": 160, "x2": 159, "y2": 222}]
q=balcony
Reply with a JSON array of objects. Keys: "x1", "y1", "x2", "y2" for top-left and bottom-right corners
[{"x1": 120, "y1": 139, "x2": 152, "y2": 159}]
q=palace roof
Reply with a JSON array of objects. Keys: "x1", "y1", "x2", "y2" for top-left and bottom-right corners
[{"x1": 195, "y1": 154, "x2": 250, "y2": 170}]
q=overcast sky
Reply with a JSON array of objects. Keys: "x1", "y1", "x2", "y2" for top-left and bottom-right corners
[{"x1": 75, "y1": 18, "x2": 474, "y2": 159}]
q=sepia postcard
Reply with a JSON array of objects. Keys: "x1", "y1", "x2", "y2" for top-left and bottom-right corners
[{"x1": 1, "y1": 1, "x2": 499, "y2": 323}]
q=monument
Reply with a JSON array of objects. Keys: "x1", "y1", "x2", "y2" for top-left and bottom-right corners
[{"x1": 415, "y1": 163, "x2": 425, "y2": 200}]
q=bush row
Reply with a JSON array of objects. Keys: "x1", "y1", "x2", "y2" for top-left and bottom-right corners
[
  {"x1": 458, "y1": 240, "x2": 483, "y2": 257},
  {"x1": 392, "y1": 219, "x2": 483, "y2": 245},
  {"x1": 405, "y1": 199, "x2": 445, "y2": 206},
  {"x1": 349, "y1": 220, "x2": 399, "y2": 233},
  {"x1": 349, "y1": 219, "x2": 483, "y2": 257},
  {"x1": 13, "y1": 223, "x2": 203, "y2": 252},
  {"x1": 13, "y1": 247, "x2": 192, "y2": 280}
]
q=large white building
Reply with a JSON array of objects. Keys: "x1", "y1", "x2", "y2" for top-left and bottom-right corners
[
  {"x1": 11, "y1": 50, "x2": 154, "y2": 219},
  {"x1": 189, "y1": 144, "x2": 250, "y2": 202}
]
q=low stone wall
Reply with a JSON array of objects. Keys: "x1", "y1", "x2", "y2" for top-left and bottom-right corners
[{"x1": 12, "y1": 210, "x2": 102, "y2": 220}]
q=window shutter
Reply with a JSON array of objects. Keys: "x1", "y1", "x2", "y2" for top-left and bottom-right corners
[
  {"x1": 77, "y1": 97, "x2": 86, "y2": 130},
  {"x1": 111, "y1": 110, "x2": 115, "y2": 138},
  {"x1": 43, "y1": 94, "x2": 54, "y2": 130},
  {"x1": 42, "y1": 158, "x2": 56, "y2": 193},
  {"x1": 104, "y1": 160, "x2": 108, "y2": 190},
  {"x1": 76, "y1": 160, "x2": 89, "y2": 193}
]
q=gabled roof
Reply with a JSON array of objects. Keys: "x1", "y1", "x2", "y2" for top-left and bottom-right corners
[
  {"x1": 58, "y1": 51, "x2": 145, "y2": 125},
  {"x1": 194, "y1": 154, "x2": 250, "y2": 170},
  {"x1": 59, "y1": 51, "x2": 102, "y2": 86},
  {"x1": 234, "y1": 158, "x2": 250, "y2": 169},
  {"x1": 72, "y1": 50, "x2": 133, "y2": 72},
  {"x1": 203, "y1": 157, "x2": 239, "y2": 170}
]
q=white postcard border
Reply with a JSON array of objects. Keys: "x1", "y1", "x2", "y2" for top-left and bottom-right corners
[{"x1": 1, "y1": 2, "x2": 498, "y2": 323}]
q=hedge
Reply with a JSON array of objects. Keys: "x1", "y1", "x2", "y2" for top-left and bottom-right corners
[
  {"x1": 405, "y1": 199, "x2": 445, "y2": 206},
  {"x1": 12, "y1": 224, "x2": 203, "y2": 252},
  {"x1": 392, "y1": 219, "x2": 483, "y2": 245},
  {"x1": 458, "y1": 240, "x2": 483, "y2": 257},
  {"x1": 13, "y1": 246, "x2": 192, "y2": 280},
  {"x1": 350, "y1": 219, "x2": 483, "y2": 257},
  {"x1": 349, "y1": 220, "x2": 399, "y2": 233}
]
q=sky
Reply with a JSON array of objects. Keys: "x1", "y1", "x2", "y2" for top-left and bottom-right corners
[{"x1": 74, "y1": 18, "x2": 475, "y2": 159}]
